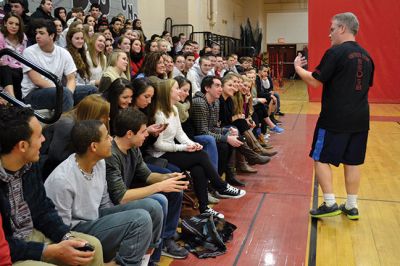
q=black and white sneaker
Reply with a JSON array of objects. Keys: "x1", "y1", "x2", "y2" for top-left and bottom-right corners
[
  {"x1": 203, "y1": 207, "x2": 224, "y2": 219},
  {"x1": 215, "y1": 184, "x2": 246, "y2": 199}
]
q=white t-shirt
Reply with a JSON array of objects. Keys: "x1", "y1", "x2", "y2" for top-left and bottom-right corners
[
  {"x1": 21, "y1": 44, "x2": 77, "y2": 98},
  {"x1": 44, "y1": 154, "x2": 113, "y2": 228}
]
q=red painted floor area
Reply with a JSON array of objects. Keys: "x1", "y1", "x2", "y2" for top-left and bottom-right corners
[{"x1": 172, "y1": 114, "x2": 317, "y2": 266}]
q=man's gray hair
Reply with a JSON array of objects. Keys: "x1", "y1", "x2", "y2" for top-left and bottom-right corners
[{"x1": 333, "y1": 12, "x2": 359, "y2": 35}]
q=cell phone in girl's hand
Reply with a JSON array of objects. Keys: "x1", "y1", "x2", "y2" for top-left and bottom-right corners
[{"x1": 182, "y1": 171, "x2": 191, "y2": 181}]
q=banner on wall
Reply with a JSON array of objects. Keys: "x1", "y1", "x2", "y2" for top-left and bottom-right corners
[
  {"x1": 308, "y1": 0, "x2": 400, "y2": 103},
  {"x1": 30, "y1": 0, "x2": 138, "y2": 19}
]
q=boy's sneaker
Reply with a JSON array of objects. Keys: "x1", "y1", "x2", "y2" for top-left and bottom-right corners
[
  {"x1": 339, "y1": 204, "x2": 359, "y2": 220},
  {"x1": 161, "y1": 239, "x2": 189, "y2": 259},
  {"x1": 309, "y1": 202, "x2": 341, "y2": 218},
  {"x1": 215, "y1": 184, "x2": 246, "y2": 199},
  {"x1": 203, "y1": 207, "x2": 224, "y2": 219},
  {"x1": 270, "y1": 126, "x2": 284, "y2": 134}
]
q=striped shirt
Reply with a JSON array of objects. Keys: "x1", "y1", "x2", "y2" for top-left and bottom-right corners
[
  {"x1": 0, "y1": 163, "x2": 33, "y2": 240},
  {"x1": 191, "y1": 91, "x2": 229, "y2": 143}
]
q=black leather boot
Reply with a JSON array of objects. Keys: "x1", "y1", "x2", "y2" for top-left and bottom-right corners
[{"x1": 225, "y1": 167, "x2": 246, "y2": 187}]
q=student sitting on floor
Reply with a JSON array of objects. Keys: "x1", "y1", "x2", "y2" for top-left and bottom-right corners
[
  {"x1": 45, "y1": 120, "x2": 163, "y2": 265},
  {"x1": 106, "y1": 108, "x2": 190, "y2": 261},
  {"x1": 0, "y1": 106, "x2": 103, "y2": 265}
]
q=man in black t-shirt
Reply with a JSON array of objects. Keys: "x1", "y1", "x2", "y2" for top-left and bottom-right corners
[{"x1": 294, "y1": 12, "x2": 374, "y2": 220}]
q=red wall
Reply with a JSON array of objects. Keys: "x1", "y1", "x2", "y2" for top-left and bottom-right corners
[{"x1": 308, "y1": 0, "x2": 400, "y2": 103}]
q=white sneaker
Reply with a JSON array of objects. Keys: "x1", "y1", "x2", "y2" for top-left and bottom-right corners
[{"x1": 203, "y1": 207, "x2": 224, "y2": 219}]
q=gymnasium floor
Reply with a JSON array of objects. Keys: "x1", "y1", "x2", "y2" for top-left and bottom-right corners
[{"x1": 161, "y1": 80, "x2": 400, "y2": 266}]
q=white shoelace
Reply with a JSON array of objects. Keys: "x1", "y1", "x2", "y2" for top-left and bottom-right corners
[
  {"x1": 206, "y1": 208, "x2": 221, "y2": 216},
  {"x1": 226, "y1": 184, "x2": 241, "y2": 194}
]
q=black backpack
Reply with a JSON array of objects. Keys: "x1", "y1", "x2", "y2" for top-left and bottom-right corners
[{"x1": 181, "y1": 213, "x2": 237, "y2": 258}]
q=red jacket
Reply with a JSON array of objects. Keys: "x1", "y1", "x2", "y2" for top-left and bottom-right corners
[{"x1": 0, "y1": 214, "x2": 11, "y2": 266}]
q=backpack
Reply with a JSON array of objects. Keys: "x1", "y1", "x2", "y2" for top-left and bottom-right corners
[{"x1": 181, "y1": 213, "x2": 237, "y2": 258}]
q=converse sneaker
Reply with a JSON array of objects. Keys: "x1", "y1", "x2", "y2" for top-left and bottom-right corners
[
  {"x1": 215, "y1": 184, "x2": 246, "y2": 199},
  {"x1": 310, "y1": 202, "x2": 341, "y2": 218},
  {"x1": 203, "y1": 207, "x2": 224, "y2": 219},
  {"x1": 339, "y1": 204, "x2": 359, "y2": 220},
  {"x1": 161, "y1": 239, "x2": 189, "y2": 259}
]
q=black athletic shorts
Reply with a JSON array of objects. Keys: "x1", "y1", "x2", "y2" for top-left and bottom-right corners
[{"x1": 309, "y1": 127, "x2": 368, "y2": 167}]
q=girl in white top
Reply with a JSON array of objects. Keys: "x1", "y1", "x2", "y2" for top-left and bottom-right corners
[
  {"x1": 148, "y1": 79, "x2": 246, "y2": 219},
  {"x1": 86, "y1": 33, "x2": 107, "y2": 86}
]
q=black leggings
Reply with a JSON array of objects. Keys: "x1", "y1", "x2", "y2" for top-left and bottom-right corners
[
  {"x1": 161, "y1": 150, "x2": 226, "y2": 211},
  {"x1": 253, "y1": 102, "x2": 269, "y2": 134},
  {"x1": 0, "y1": 66, "x2": 23, "y2": 100}
]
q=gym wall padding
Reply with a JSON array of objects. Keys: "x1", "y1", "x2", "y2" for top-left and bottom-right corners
[{"x1": 308, "y1": 0, "x2": 400, "y2": 103}]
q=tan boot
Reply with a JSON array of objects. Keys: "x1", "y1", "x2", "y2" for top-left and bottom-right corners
[
  {"x1": 236, "y1": 153, "x2": 257, "y2": 173},
  {"x1": 244, "y1": 130, "x2": 278, "y2": 157},
  {"x1": 238, "y1": 142, "x2": 271, "y2": 165},
  {"x1": 257, "y1": 134, "x2": 274, "y2": 149}
]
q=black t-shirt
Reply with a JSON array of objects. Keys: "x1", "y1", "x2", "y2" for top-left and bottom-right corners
[{"x1": 312, "y1": 41, "x2": 374, "y2": 132}]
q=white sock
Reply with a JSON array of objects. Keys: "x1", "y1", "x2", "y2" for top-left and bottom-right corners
[
  {"x1": 140, "y1": 254, "x2": 151, "y2": 266},
  {"x1": 345, "y1": 194, "x2": 358, "y2": 209},
  {"x1": 323, "y1": 193, "x2": 336, "y2": 207}
]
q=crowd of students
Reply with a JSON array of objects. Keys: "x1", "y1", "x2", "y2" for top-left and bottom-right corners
[{"x1": 0, "y1": 1, "x2": 286, "y2": 265}]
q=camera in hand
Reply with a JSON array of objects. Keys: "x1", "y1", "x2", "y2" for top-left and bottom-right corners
[
  {"x1": 237, "y1": 135, "x2": 246, "y2": 142},
  {"x1": 75, "y1": 243, "x2": 95, "y2": 252}
]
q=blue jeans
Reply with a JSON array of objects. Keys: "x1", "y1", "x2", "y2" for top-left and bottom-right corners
[
  {"x1": 73, "y1": 198, "x2": 163, "y2": 266},
  {"x1": 147, "y1": 163, "x2": 181, "y2": 174},
  {"x1": 148, "y1": 192, "x2": 183, "y2": 262},
  {"x1": 24, "y1": 85, "x2": 98, "y2": 112},
  {"x1": 194, "y1": 134, "x2": 218, "y2": 171}
]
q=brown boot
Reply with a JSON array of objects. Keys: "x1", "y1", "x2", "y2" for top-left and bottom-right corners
[
  {"x1": 244, "y1": 130, "x2": 278, "y2": 157},
  {"x1": 238, "y1": 142, "x2": 271, "y2": 165},
  {"x1": 236, "y1": 153, "x2": 257, "y2": 173}
]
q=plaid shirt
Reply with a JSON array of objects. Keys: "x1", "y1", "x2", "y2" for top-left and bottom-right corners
[{"x1": 191, "y1": 91, "x2": 229, "y2": 143}]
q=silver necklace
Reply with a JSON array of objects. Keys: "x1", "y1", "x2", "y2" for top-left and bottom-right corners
[{"x1": 75, "y1": 158, "x2": 94, "y2": 181}]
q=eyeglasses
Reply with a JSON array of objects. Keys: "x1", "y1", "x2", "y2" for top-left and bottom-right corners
[{"x1": 330, "y1": 24, "x2": 342, "y2": 33}]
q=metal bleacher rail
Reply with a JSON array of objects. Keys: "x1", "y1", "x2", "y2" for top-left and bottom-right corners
[
  {"x1": 165, "y1": 18, "x2": 256, "y2": 58},
  {"x1": 0, "y1": 48, "x2": 63, "y2": 124}
]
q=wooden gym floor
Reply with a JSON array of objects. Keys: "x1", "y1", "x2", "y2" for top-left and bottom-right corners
[{"x1": 160, "y1": 80, "x2": 400, "y2": 266}]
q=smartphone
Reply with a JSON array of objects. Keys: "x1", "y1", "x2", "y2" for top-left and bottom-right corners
[
  {"x1": 237, "y1": 135, "x2": 246, "y2": 142},
  {"x1": 75, "y1": 243, "x2": 95, "y2": 252},
  {"x1": 182, "y1": 171, "x2": 191, "y2": 182}
]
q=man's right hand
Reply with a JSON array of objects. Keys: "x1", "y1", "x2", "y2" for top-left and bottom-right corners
[
  {"x1": 227, "y1": 135, "x2": 243, "y2": 147},
  {"x1": 294, "y1": 54, "x2": 308, "y2": 68},
  {"x1": 158, "y1": 174, "x2": 189, "y2": 192},
  {"x1": 42, "y1": 240, "x2": 95, "y2": 266}
]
